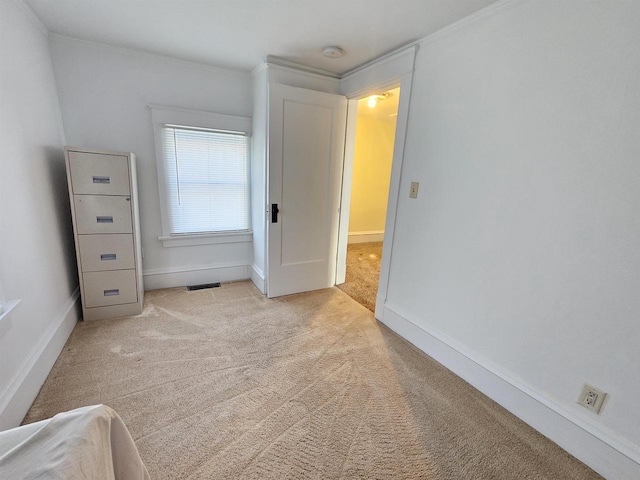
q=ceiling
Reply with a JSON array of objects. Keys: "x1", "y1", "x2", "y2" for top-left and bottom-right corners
[{"x1": 26, "y1": 0, "x2": 498, "y2": 75}]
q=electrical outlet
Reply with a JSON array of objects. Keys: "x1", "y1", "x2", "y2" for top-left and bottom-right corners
[
  {"x1": 409, "y1": 182, "x2": 419, "y2": 198},
  {"x1": 577, "y1": 383, "x2": 606, "y2": 414}
]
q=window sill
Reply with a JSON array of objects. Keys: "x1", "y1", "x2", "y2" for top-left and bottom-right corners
[
  {"x1": 0, "y1": 299, "x2": 21, "y2": 324},
  {"x1": 158, "y1": 231, "x2": 252, "y2": 248}
]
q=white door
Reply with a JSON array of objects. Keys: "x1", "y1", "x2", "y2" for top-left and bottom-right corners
[{"x1": 267, "y1": 83, "x2": 347, "y2": 298}]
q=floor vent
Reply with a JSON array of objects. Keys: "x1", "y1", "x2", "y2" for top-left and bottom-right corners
[{"x1": 187, "y1": 282, "x2": 221, "y2": 291}]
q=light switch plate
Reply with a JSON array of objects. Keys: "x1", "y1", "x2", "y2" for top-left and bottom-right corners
[{"x1": 409, "y1": 182, "x2": 419, "y2": 198}]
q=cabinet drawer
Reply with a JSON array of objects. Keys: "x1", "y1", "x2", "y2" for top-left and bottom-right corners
[
  {"x1": 68, "y1": 151, "x2": 130, "y2": 195},
  {"x1": 78, "y1": 234, "x2": 135, "y2": 272},
  {"x1": 74, "y1": 195, "x2": 132, "y2": 234},
  {"x1": 83, "y1": 270, "x2": 138, "y2": 308}
]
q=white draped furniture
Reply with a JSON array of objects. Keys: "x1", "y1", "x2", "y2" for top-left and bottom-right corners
[{"x1": 0, "y1": 404, "x2": 149, "y2": 480}]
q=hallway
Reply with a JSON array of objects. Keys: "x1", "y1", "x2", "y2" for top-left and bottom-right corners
[{"x1": 336, "y1": 242, "x2": 382, "y2": 312}]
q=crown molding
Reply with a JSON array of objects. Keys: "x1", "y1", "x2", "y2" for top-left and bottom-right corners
[
  {"x1": 37, "y1": 0, "x2": 524, "y2": 85},
  {"x1": 265, "y1": 56, "x2": 340, "y2": 79},
  {"x1": 341, "y1": 43, "x2": 419, "y2": 80},
  {"x1": 49, "y1": 33, "x2": 250, "y2": 78},
  {"x1": 10, "y1": 0, "x2": 49, "y2": 37},
  {"x1": 265, "y1": 0, "x2": 522, "y2": 81},
  {"x1": 250, "y1": 62, "x2": 269, "y2": 78},
  {"x1": 418, "y1": 0, "x2": 523, "y2": 49}
]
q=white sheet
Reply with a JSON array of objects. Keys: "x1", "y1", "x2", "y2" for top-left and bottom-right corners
[{"x1": 0, "y1": 404, "x2": 149, "y2": 480}]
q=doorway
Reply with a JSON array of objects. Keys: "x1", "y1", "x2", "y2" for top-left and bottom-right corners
[{"x1": 336, "y1": 87, "x2": 400, "y2": 311}]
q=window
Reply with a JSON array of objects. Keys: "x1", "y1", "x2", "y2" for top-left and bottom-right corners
[
  {"x1": 0, "y1": 278, "x2": 5, "y2": 315},
  {"x1": 0, "y1": 276, "x2": 20, "y2": 322},
  {"x1": 161, "y1": 125, "x2": 249, "y2": 234},
  {"x1": 151, "y1": 105, "x2": 252, "y2": 247}
]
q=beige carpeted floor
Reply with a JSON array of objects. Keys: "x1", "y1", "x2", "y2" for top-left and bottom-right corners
[
  {"x1": 24, "y1": 282, "x2": 600, "y2": 479},
  {"x1": 336, "y1": 242, "x2": 383, "y2": 312}
]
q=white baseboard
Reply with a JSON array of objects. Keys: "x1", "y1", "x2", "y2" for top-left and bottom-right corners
[
  {"x1": 0, "y1": 288, "x2": 80, "y2": 430},
  {"x1": 250, "y1": 264, "x2": 266, "y2": 294},
  {"x1": 348, "y1": 231, "x2": 384, "y2": 244},
  {"x1": 379, "y1": 302, "x2": 640, "y2": 480},
  {"x1": 143, "y1": 264, "x2": 251, "y2": 290},
  {"x1": 374, "y1": 294, "x2": 386, "y2": 320}
]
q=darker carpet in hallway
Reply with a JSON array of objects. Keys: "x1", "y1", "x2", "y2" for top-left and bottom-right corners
[{"x1": 336, "y1": 241, "x2": 382, "y2": 311}]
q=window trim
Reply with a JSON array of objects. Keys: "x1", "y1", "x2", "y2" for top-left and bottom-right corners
[
  {"x1": 158, "y1": 231, "x2": 252, "y2": 248},
  {"x1": 0, "y1": 299, "x2": 21, "y2": 324},
  {"x1": 150, "y1": 105, "x2": 252, "y2": 247}
]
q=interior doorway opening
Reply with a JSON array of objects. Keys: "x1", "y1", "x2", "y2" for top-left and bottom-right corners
[{"x1": 336, "y1": 87, "x2": 400, "y2": 311}]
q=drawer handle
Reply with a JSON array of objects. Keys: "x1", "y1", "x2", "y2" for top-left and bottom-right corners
[
  {"x1": 96, "y1": 216, "x2": 114, "y2": 223},
  {"x1": 100, "y1": 253, "x2": 117, "y2": 261},
  {"x1": 104, "y1": 289, "x2": 120, "y2": 297},
  {"x1": 93, "y1": 176, "x2": 110, "y2": 184}
]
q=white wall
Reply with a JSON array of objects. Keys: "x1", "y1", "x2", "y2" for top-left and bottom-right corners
[
  {"x1": 383, "y1": 0, "x2": 640, "y2": 474},
  {"x1": 250, "y1": 66, "x2": 268, "y2": 292},
  {"x1": 348, "y1": 114, "x2": 396, "y2": 235},
  {"x1": 49, "y1": 35, "x2": 254, "y2": 289},
  {"x1": 0, "y1": 0, "x2": 79, "y2": 429}
]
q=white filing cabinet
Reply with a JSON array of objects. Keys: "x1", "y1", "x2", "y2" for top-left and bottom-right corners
[{"x1": 65, "y1": 147, "x2": 144, "y2": 321}]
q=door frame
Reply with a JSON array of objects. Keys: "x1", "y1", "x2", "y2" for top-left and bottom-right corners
[
  {"x1": 334, "y1": 97, "x2": 359, "y2": 286},
  {"x1": 335, "y1": 82, "x2": 401, "y2": 286},
  {"x1": 336, "y1": 46, "x2": 417, "y2": 319}
]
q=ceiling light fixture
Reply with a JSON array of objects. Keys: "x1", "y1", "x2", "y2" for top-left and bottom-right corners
[
  {"x1": 322, "y1": 46, "x2": 344, "y2": 58},
  {"x1": 367, "y1": 93, "x2": 390, "y2": 108}
]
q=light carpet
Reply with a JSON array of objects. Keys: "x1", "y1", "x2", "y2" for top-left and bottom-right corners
[{"x1": 24, "y1": 281, "x2": 601, "y2": 479}]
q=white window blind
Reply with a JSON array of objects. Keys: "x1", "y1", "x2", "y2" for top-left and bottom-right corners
[{"x1": 160, "y1": 125, "x2": 249, "y2": 235}]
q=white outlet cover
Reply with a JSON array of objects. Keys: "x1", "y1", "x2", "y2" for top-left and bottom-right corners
[
  {"x1": 577, "y1": 383, "x2": 607, "y2": 414},
  {"x1": 409, "y1": 182, "x2": 419, "y2": 198}
]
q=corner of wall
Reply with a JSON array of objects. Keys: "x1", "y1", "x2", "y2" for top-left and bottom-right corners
[
  {"x1": 0, "y1": 289, "x2": 80, "y2": 430},
  {"x1": 250, "y1": 264, "x2": 266, "y2": 294}
]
